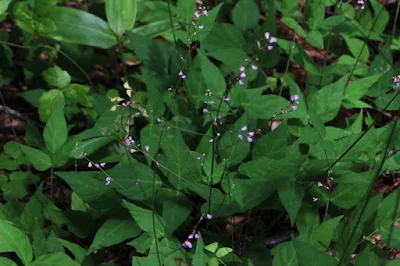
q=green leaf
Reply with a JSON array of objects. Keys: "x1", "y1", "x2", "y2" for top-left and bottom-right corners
[
  {"x1": 55, "y1": 239, "x2": 86, "y2": 264},
  {"x1": 105, "y1": 0, "x2": 137, "y2": 36},
  {"x1": 193, "y1": 232, "x2": 207, "y2": 266},
  {"x1": 140, "y1": 123, "x2": 162, "y2": 166},
  {"x1": 272, "y1": 242, "x2": 298, "y2": 266},
  {"x1": 55, "y1": 171, "x2": 121, "y2": 209},
  {"x1": 191, "y1": 3, "x2": 223, "y2": 41},
  {"x1": 197, "y1": 51, "x2": 226, "y2": 97},
  {"x1": 308, "y1": 75, "x2": 347, "y2": 123},
  {"x1": 278, "y1": 181, "x2": 304, "y2": 227},
  {"x1": 293, "y1": 240, "x2": 337, "y2": 266},
  {"x1": 88, "y1": 216, "x2": 141, "y2": 254},
  {"x1": 4, "y1": 141, "x2": 23, "y2": 159},
  {"x1": 281, "y1": 0, "x2": 299, "y2": 17},
  {"x1": 20, "y1": 145, "x2": 52, "y2": 171},
  {"x1": 36, "y1": 6, "x2": 117, "y2": 48},
  {"x1": 19, "y1": 89, "x2": 45, "y2": 108},
  {"x1": 309, "y1": 0, "x2": 325, "y2": 30},
  {"x1": 42, "y1": 66, "x2": 71, "y2": 89},
  {"x1": 344, "y1": 74, "x2": 381, "y2": 104},
  {"x1": 107, "y1": 160, "x2": 162, "y2": 201},
  {"x1": 306, "y1": 30, "x2": 324, "y2": 49},
  {"x1": 277, "y1": 39, "x2": 319, "y2": 74},
  {"x1": 343, "y1": 35, "x2": 370, "y2": 62},
  {"x1": 232, "y1": 0, "x2": 260, "y2": 32},
  {"x1": 0, "y1": 0, "x2": 11, "y2": 15},
  {"x1": 66, "y1": 84, "x2": 91, "y2": 107},
  {"x1": 70, "y1": 137, "x2": 115, "y2": 158},
  {"x1": 0, "y1": 220, "x2": 33, "y2": 265},
  {"x1": 43, "y1": 107, "x2": 68, "y2": 154},
  {"x1": 0, "y1": 257, "x2": 18, "y2": 266},
  {"x1": 242, "y1": 94, "x2": 288, "y2": 119},
  {"x1": 30, "y1": 252, "x2": 80, "y2": 266},
  {"x1": 177, "y1": 0, "x2": 196, "y2": 25},
  {"x1": 309, "y1": 216, "x2": 343, "y2": 250},
  {"x1": 330, "y1": 171, "x2": 374, "y2": 209},
  {"x1": 123, "y1": 200, "x2": 166, "y2": 238},
  {"x1": 38, "y1": 90, "x2": 65, "y2": 122}
]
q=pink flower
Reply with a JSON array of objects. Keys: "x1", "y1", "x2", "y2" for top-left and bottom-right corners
[
  {"x1": 239, "y1": 80, "x2": 244, "y2": 86},
  {"x1": 240, "y1": 72, "x2": 246, "y2": 79},
  {"x1": 251, "y1": 65, "x2": 258, "y2": 71},
  {"x1": 292, "y1": 105, "x2": 298, "y2": 111},
  {"x1": 105, "y1": 177, "x2": 111, "y2": 186},
  {"x1": 206, "y1": 214, "x2": 212, "y2": 220},
  {"x1": 264, "y1": 32, "x2": 270, "y2": 40},
  {"x1": 247, "y1": 137, "x2": 253, "y2": 143},
  {"x1": 194, "y1": 11, "x2": 200, "y2": 18},
  {"x1": 267, "y1": 45, "x2": 273, "y2": 51},
  {"x1": 238, "y1": 134, "x2": 243, "y2": 140},
  {"x1": 203, "y1": 108, "x2": 208, "y2": 113},
  {"x1": 241, "y1": 126, "x2": 248, "y2": 131},
  {"x1": 88, "y1": 162, "x2": 92, "y2": 168},
  {"x1": 312, "y1": 197, "x2": 318, "y2": 202},
  {"x1": 198, "y1": 25, "x2": 204, "y2": 30},
  {"x1": 182, "y1": 241, "x2": 193, "y2": 249},
  {"x1": 270, "y1": 37, "x2": 277, "y2": 43},
  {"x1": 290, "y1": 94, "x2": 299, "y2": 101},
  {"x1": 145, "y1": 145, "x2": 150, "y2": 151},
  {"x1": 240, "y1": 66, "x2": 245, "y2": 72},
  {"x1": 248, "y1": 132, "x2": 254, "y2": 137}
]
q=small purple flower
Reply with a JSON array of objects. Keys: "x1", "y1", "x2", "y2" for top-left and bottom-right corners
[
  {"x1": 178, "y1": 71, "x2": 183, "y2": 76},
  {"x1": 95, "y1": 163, "x2": 100, "y2": 168},
  {"x1": 270, "y1": 37, "x2": 277, "y2": 43},
  {"x1": 203, "y1": 108, "x2": 208, "y2": 113},
  {"x1": 290, "y1": 94, "x2": 299, "y2": 101},
  {"x1": 88, "y1": 162, "x2": 92, "y2": 168},
  {"x1": 105, "y1": 177, "x2": 111, "y2": 186},
  {"x1": 312, "y1": 197, "x2": 319, "y2": 202},
  {"x1": 247, "y1": 137, "x2": 253, "y2": 143},
  {"x1": 267, "y1": 45, "x2": 273, "y2": 51},
  {"x1": 248, "y1": 132, "x2": 254, "y2": 137},
  {"x1": 168, "y1": 87, "x2": 172, "y2": 91},
  {"x1": 256, "y1": 40, "x2": 262, "y2": 49},
  {"x1": 224, "y1": 97, "x2": 231, "y2": 103},
  {"x1": 182, "y1": 241, "x2": 193, "y2": 249},
  {"x1": 206, "y1": 214, "x2": 212, "y2": 220},
  {"x1": 181, "y1": 75, "x2": 186, "y2": 80},
  {"x1": 292, "y1": 105, "x2": 298, "y2": 111},
  {"x1": 264, "y1": 32, "x2": 270, "y2": 40},
  {"x1": 240, "y1": 66, "x2": 245, "y2": 72},
  {"x1": 195, "y1": 234, "x2": 199, "y2": 239},
  {"x1": 241, "y1": 126, "x2": 248, "y2": 131},
  {"x1": 194, "y1": 11, "x2": 200, "y2": 18},
  {"x1": 239, "y1": 80, "x2": 244, "y2": 86},
  {"x1": 238, "y1": 134, "x2": 243, "y2": 140},
  {"x1": 393, "y1": 75, "x2": 400, "y2": 85},
  {"x1": 100, "y1": 163, "x2": 106, "y2": 168},
  {"x1": 240, "y1": 72, "x2": 246, "y2": 79},
  {"x1": 251, "y1": 65, "x2": 258, "y2": 71},
  {"x1": 125, "y1": 139, "x2": 131, "y2": 147},
  {"x1": 317, "y1": 182, "x2": 323, "y2": 188},
  {"x1": 198, "y1": 25, "x2": 204, "y2": 30},
  {"x1": 203, "y1": 10, "x2": 209, "y2": 16},
  {"x1": 130, "y1": 149, "x2": 136, "y2": 153},
  {"x1": 188, "y1": 234, "x2": 195, "y2": 239},
  {"x1": 145, "y1": 145, "x2": 150, "y2": 151},
  {"x1": 209, "y1": 139, "x2": 214, "y2": 143}
]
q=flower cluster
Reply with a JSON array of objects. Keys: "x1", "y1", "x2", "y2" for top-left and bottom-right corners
[
  {"x1": 182, "y1": 214, "x2": 212, "y2": 249},
  {"x1": 256, "y1": 32, "x2": 277, "y2": 51},
  {"x1": 290, "y1": 94, "x2": 300, "y2": 111},
  {"x1": 121, "y1": 100, "x2": 134, "y2": 107},
  {"x1": 357, "y1": 0, "x2": 366, "y2": 10},
  {"x1": 393, "y1": 75, "x2": 400, "y2": 88},
  {"x1": 178, "y1": 71, "x2": 186, "y2": 80},
  {"x1": 105, "y1": 177, "x2": 111, "y2": 186},
  {"x1": 88, "y1": 162, "x2": 106, "y2": 168},
  {"x1": 238, "y1": 125, "x2": 255, "y2": 143},
  {"x1": 238, "y1": 64, "x2": 258, "y2": 86}
]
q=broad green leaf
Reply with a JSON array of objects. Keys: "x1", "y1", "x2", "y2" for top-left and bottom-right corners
[
  {"x1": 157, "y1": 189, "x2": 191, "y2": 235},
  {"x1": 242, "y1": 94, "x2": 288, "y2": 119},
  {"x1": 232, "y1": 0, "x2": 260, "y2": 32},
  {"x1": 0, "y1": 220, "x2": 33, "y2": 265},
  {"x1": 0, "y1": 0, "x2": 11, "y2": 15},
  {"x1": 281, "y1": 0, "x2": 298, "y2": 17},
  {"x1": 343, "y1": 35, "x2": 370, "y2": 62},
  {"x1": 21, "y1": 145, "x2": 52, "y2": 171},
  {"x1": 30, "y1": 252, "x2": 80, "y2": 266},
  {"x1": 309, "y1": 0, "x2": 325, "y2": 30},
  {"x1": 277, "y1": 39, "x2": 319, "y2": 74},
  {"x1": 309, "y1": 216, "x2": 343, "y2": 250},
  {"x1": 293, "y1": 240, "x2": 337, "y2": 266},
  {"x1": 140, "y1": 123, "x2": 162, "y2": 166},
  {"x1": 344, "y1": 74, "x2": 381, "y2": 103},
  {"x1": 193, "y1": 232, "x2": 207, "y2": 266},
  {"x1": 43, "y1": 107, "x2": 68, "y2": 154},
  {"x1": 88, "y1": 216, "x2": 141, "y2": 254},
  {"x1": 308, "y1": 75, "x2": 347, "y2": 123},
  {"x1": 42, "y1": 66, "x2": 71, "y2": 88},
  {"x1": 107, "y1": 160, "x2": 162, "y2": 201},
  {"x1": 105, "y1": 0, "x2": 137, "y2": 36},
  {"x1": 272, "y1": 242, "x2": 298, "y2": 266},
  {"x1": 36, "y1": 6, "x2": 117, "y2": 48},
  {"x1": 19, "y1": 89, "x2": 45, "y2": 108},
  {"x1": 354, "y1": 249, "x2": 383, "y2": 266},
  {"x1": 253, "y1": 121, "x2": 289, "y2": 159},
  {"x1": 278, "y1": 181, "x2": 304, "y2": 226},
  {"x1": 330, "y1": 171, "x2": 374, "y2": 209},
  {"x1": 177, "y1": 0, "x2": 196, "y2": 25},
  {"x1": 123, "y1": 200, "x2": 166, "y2": 238},
  {"x1": 20, "y1": 192, "x2": 43, "y2": 234},
  {"x1": 55, "y1": 171, "x2": 121, "y2": 209},
  {"x1": 197, "y1": 51, "x2": 226, "y2": 97},
  {"x1": 66, "y1": 84, "x2": 91, "y2": 107},
  {"x1": 375, "y1": 189, "x2": 400, "y2": 248},
  {"x1": 306, "y1": 30, "x2": 324, "y2": 48},
  {"x1": 0, "y1": 257, "x2": 18, "y2": 266},
  {"x1": 70, "y1": 136, "x2": 115, "y2": 158},
  {"x1": 39, "y1": 89, "x2": 65, "y2": 122},
  {"x1": 55, "y1": 239, "x2": 86, "y2": 264},
  {"x1": 3, "y1": 141, "x2": 23, "y2": 159}
]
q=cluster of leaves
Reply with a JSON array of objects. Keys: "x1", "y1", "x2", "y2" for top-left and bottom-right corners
[{"x1": 1, "y1": 0, "x2": 400, "y2": 265}]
